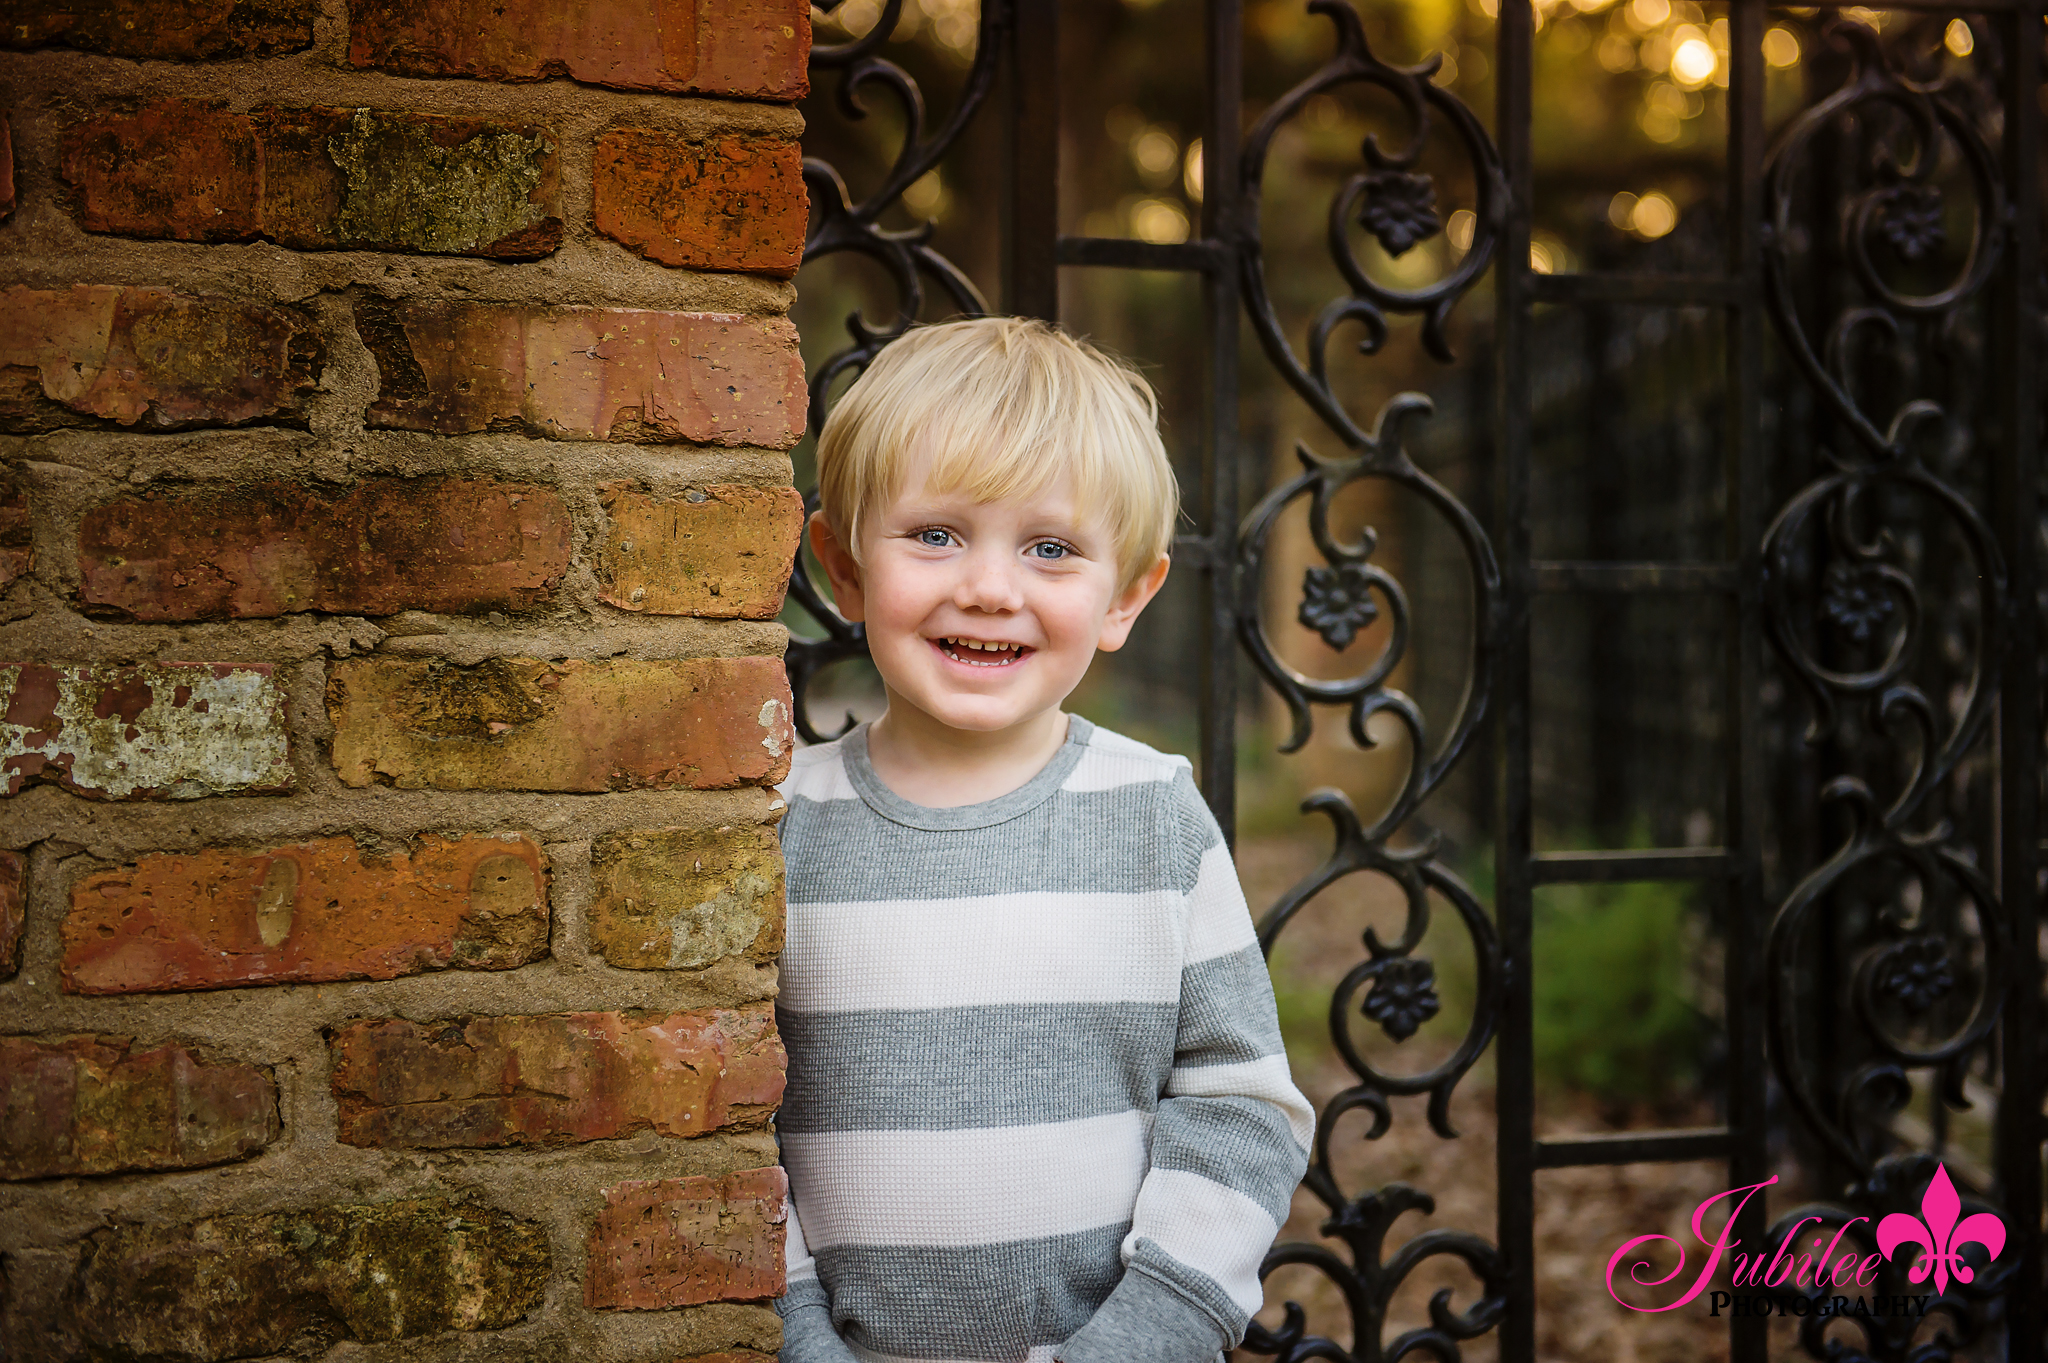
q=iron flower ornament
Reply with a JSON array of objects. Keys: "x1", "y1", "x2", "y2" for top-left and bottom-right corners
[
  {"x1": 1362, "y1": 957, "x2": 1441, "y2": 1042},
  {"x1": 1820, "y1": 561, "x2": 1895, "y2": 642},
  {"x1": 1298, "y1": 561, "x2": 1382, "y2": 651},
  {"x1": 1872, "y1": 936, "x2": 1956, "y2": 1014},
  {"x1": 1876, "y1": 185, "x2": 1945, "y2": 263},
  {"x1": 1357, "y1": 170, "x2": 1441, "y2": 257}
]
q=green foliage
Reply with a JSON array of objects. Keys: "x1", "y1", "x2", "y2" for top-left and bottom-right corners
[{"x1": 1531, "y1": 879, "x2": 1704, "y2": 1104}]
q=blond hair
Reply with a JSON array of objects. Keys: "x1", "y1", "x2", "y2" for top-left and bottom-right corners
[{"x1": 815, "y1": 317, "x2": 1178, "y2": 590}]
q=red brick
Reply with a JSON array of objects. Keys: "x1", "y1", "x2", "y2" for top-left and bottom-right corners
[
  {"x1": 69, "y1": 1199, "x2": 548, "y2": 1358},
  {"x1": 80, "y1": 479, "x2": 572, "y2": 622},
  {"x1": 62, "y1": 101, "x2": 561, "y2": 258},
  {"x1": 0, "y1": 467, "x2": 28, "y2": 589},
  {"x1": 63, "y1": 834, "x2": 547, "y2": 995},
  {"x1": 0, "y1": 285, "x2": 321, "y2": 432},
  {"x1": 347, "y1": 0, "x2": 810, "y2": 101},
  {"x1": 327, "y1": 656, "x2": 793, "y2": 792},
  {"x1": 0, "y1": 0, "x2": 313, "y2": 59},
  {"x1": 356, "y1": 296, "x2": 804, "y2": 448},
  {"x1": 594, "y1": 129, "x2": 805, "y2": 277},
  {"x1": 586, "y1": 1167, "x2": 786, "y2": 1311},
  {"x1": 0, "y1": 1034, "x2": 278, "y2": 1179},
  {"x1": 1, "y1": 662, "x2": 291, "y2": 801},
  {"x1": 330, "y1": 1003, "x2": 784, "y2": 1149},
  {"x1": 0, "y1": 849, "x2": 22, "y2": 980},
  {"x1": 589, "y1": 826, "x2": 784, "y2": 970},
  {"x1": 597, "y1": 484, "x2": 802, "y2": 619}
]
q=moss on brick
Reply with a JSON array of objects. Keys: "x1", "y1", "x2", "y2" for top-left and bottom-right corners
[
  {"x1": 69, "y1": 1198, "x2": 549, "y2": 1358},
  {"x1": 589, "y1": 826, "x2": 785, "y2": 970},
  {"x1": 327, "y1": 110, "x2": 560, "y2": 257}
]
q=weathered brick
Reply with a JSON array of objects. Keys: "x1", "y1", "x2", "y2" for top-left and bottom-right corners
[
  {"x1": 1, "y1": 662, "x2": 291, "y2": 800},
  {"x1": 586, "y1": 1167, "x2": 786, "y2": 1311},
  {"x1": 0, "y1": 849, "x2": 23, "y2": 980},
  {"x1": 0, "y1": 467, "x2": 28, "y2": 589},
  {"x1": 356, "y1": 296, "x2": 804, "y2": 447},
  {"x1": 0, "y1": 0, "x2": 313, "y2": 59},
  {"x1": 330, "y1": 1002, "x2": 784, "y2": 1149},
  {"x1": 63, "y1": 834, "x2": 547, "y2": 995},
  {"x1": 80, "y1": 479, "x2": 572, "y2": 622},
  {"x1": 327, "y1": 656, "x2": 793, "y2": 792},
  {"x1": 597, "y1": 484, "x2": 802, "y2": 619},
  {"x1": 590, "y1": 826, "x2": 783, "y2": 970},
  {"x1": 62, "y1": 101, "x2": 561, "y2": 258},
  {"x1": 69, "y1": 1199, "x2": 547, "y2": 1358},
  {"x1": 348, "y1": 0, "x2": 810, "y2": 101},
  {"x1": 594, "y1": 130, "x2": 806, "y2": 277},
  {"x1": 0, "y1": 285, "x2": 322, "y2": 432},
  {"x1": 0, "y1": 1034, "x2": 277, "y2": 1179}
]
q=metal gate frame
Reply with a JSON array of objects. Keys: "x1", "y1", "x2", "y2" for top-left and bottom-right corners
[{"x1": 788, "y1": 2, "x2": 2045, "y2": 1358}]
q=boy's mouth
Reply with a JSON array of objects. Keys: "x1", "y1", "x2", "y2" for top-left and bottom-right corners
[{"x1": 933, "y1": 636, "x2": 1030, "y2": 667}]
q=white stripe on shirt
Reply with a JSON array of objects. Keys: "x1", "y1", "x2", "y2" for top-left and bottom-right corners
[{"x1": 783, "y1": 1110, "x2": 1151, "y2": 1249}]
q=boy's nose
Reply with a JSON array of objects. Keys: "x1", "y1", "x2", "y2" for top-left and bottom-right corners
[{"x1": 954, "y1": 550, "x2": 1022, "y2": 612}]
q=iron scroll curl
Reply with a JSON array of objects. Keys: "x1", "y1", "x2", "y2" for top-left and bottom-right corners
[
  {"x1": 786, "y1": 0, "x2": 1004, "y2": 742},
  {"x1": 1233, "y1": 4, "x2": 1508, "y2": 1360},
  {"x1": 1757, "y1": 21, "x2": 2016, "y2": 1360}
]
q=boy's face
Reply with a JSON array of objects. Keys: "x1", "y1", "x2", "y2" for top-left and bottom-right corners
[{"x1": 811, "y1": 459, "x2": 1168, "y2": 740}]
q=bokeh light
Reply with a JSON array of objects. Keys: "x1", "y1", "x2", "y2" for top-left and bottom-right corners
[{"x1": 1630, "y1": 190, "x2": 1678, "y2": 238}]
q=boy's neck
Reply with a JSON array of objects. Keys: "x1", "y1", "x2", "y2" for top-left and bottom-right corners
[{"x1": 864, "y1": 696, "x2": 1071, "y2": 809}]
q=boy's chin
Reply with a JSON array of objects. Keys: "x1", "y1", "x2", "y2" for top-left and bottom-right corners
[{"x1": 897, "y1": 691, "x2": 1062, "y2": 736}]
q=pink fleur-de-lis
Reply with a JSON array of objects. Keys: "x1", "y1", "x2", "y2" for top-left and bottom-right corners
[{"x1": 1875, "y1": 1163, "x2": 2007, "y2": 1295}]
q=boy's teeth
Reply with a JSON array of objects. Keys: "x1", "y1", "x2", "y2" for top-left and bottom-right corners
[{"x1": 941, "y1": 637, "x2": 1021, "y2": 666}]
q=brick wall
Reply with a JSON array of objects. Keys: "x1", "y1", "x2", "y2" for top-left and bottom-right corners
[{"x1": 0, "y1": 4, "x2": 810, "y2": 1360}]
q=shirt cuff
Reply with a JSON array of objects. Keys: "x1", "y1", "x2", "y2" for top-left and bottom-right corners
[
  {"x1": 1054, "y1": 1266, "x2": 1230, "y2": 1363},
  {"x1": 776, "y1": 1299, "x2": 862, "y2": 1363}
]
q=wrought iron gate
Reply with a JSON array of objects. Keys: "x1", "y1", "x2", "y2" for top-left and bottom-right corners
[{"x1": 786, "y1": 1, "x2": 2045, "y2": 1358}]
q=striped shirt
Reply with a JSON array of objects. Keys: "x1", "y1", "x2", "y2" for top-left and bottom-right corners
[{"x1": 773, "y1": 717, "x2": 1313, "y2": 1363}]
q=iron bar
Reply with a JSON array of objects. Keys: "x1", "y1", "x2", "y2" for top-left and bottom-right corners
[
  {"x1": 1494, "y1": 0, "x2": 1537, "y2": 1355},
  {"x1": 1055, "y1": 237, "x2": 1228, "y2": 272},
  {"x1": 1529, "y1": 561, "x2": 1739, "y2": 592},
  {"x1": 1529, "y1": 849, "x2": 1732, "y2": 883},
  {"x1": 1723, "y1": 5, "x2": 1770, "y2": 1356},
  {"x1": 1197, "y1": 0, "x2": 1243, "y2": 837},
  {"x1": 1532, "y1": 1127, "x2": 1732, "y2": 1169},
  {"x1": 1002, "y1": 0, "x2": 1057, "y2": 319},
  {"x1": 1991, "y1": 7, "x2": 2044, "y2": 1361},
  {"x1": 1526, "y1": 272, "x2": 1743, "y2": 306}
]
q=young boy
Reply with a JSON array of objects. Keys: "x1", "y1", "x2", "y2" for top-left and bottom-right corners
[{"x1": 773, "y1": 317, "x2": 1313, "y2": 1363}]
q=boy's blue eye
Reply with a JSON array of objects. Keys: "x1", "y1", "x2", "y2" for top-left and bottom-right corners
[
  {"x1": 1029, "y1": 541, "x2": 1070, "y2": 560},
  {"x1": 917, "y1": 528, "x2": 953, "y2": 547}
]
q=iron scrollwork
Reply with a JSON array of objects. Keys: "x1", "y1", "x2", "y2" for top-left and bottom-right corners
[
  {"x1": 1234, "y1": 5, "x2": 1507, "y2": 1360},
  {"x1": 787, "y1": 0, "x2": 1005, "y2": 742},
  {"x1": 1759, "y1": 21, "x2": 2014, "y2": 1362}
]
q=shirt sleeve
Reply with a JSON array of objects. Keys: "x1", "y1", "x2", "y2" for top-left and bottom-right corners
[
  {"x1": 776, "y1": 1189, "x2": 861, "y2": 1363},
  {"x1": 1056, "y1": 771, "x2": 1315, "y2": 1363}
]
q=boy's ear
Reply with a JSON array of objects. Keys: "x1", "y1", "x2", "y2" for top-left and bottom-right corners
[
  {"x1": 808, "y1": 510, "x2": 867, "y2": 623},
  {"x1": 1096, "y1": 553, "x2": 1171, "y2": 653}
]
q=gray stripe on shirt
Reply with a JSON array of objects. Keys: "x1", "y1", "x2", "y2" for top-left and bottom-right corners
[
  {"x1": 817, "y1": 1223, "x2": 1127, "y2": 1360},
  {"x1": 782, "y1": 787, "x2": 1199, "y2": 903},
  {"x1": 774, "y1": 1002, "x2": 1176, "y2": 1132},
  {"x1": 1148, "y1": 1096, "x2": 1304, "y2": 1223},
  {"x1": 1176, "y1": 944, "x2": 1288, "y2": 1063}
]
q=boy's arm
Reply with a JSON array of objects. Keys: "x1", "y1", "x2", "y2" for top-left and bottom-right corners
[
  {"x1": 778, "y1": 1191, "x2": 862, "y2": 1363},
  {"x1": 1056, "y1": 775, "x2": 1314, "y2": 1363}
]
